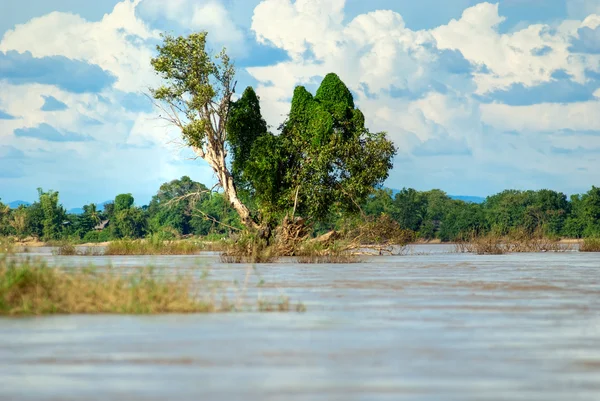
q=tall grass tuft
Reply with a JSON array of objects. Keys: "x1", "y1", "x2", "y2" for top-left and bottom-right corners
[
  {"x1": 580, "y1": 238, "x2": 600, "y2": 252},
  {"x1": 295, "y1": 240, "x2": 360, "y2": 263},
  {"x1": 455, "y1": 229, "x2": 569, "y2": 255},
  {"x1": 220, "y1": 232, "x2": 275, "y2": 263},
  {"x1": 0, "y1": 237, "x2": 14, "y2": 255},
  {"x1": 0, "y1": 261, "x2": 215, "y2": 315},
  {"x1": 105, "y1": 236, "x2": 207, "y2": 256}
]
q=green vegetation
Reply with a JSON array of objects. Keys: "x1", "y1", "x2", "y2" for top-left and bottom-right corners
[
  {"x1": 0, "y1": 261, "x2": 214, "y2": 315},
  {"x1": 2, "y1": 180, "x2": 600, "y2": 251},
  {"x1": 104, "y1": 238, "x2": 211, "y2": 256},
  {"x1": 579, "y1": 238, "x2": 600, "y2": 252},
  {"x1": 149, "y1": 32, "x2": 395, "y2": 234},
  {"x1": 0, "y1": 249, "x2": 304, "y2": 315}
]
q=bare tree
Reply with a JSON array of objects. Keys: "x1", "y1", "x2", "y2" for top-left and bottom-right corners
[{"x1": 150, "y1": 32, "x2": 258, "y2": 230}]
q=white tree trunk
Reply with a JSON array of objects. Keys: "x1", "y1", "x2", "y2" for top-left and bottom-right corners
[{"x1": 201, "y1": 146, "x2": 258, "y2": 231}]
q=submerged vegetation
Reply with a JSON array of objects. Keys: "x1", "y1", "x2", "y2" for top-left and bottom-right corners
[
  {"x1": 579, "y1": 238, "x2": 600, "y2": 252},
  {"x1": 0, "y1": 250, "x2": 304, "y2": 315},
  {"x1": 0, "y1": 259, "x2": 212, "y2": 315},
  {"x1": 455, "y1": 230, "x2": 570, "y2": 255},
  {"x1": 104, "y1": 237, "x2": 209, "y2": 256}
]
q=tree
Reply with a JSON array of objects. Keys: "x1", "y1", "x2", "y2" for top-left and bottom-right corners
[
  {"x1": 74, "y1": 204, "x2": 101, "y2": 238},
  {"x1": 0, "y1": 200, "x2": 11, "y2": 236},
  {"x1": 37, "y1": 188, "x2": 64, "y2": 241},
  {"x1": 148, "y1": 176, "x2": 209, "y2": 236},
  {"x1": 9, "y1": 205, "x2": 28, "y2": 238},
  {"x1": 392, "y1": 188, "x2": 428, "y2": 232},
  {"x1": 109, "y1": 194, "x2": 146, "y2": 238},
  {"x1": 113, "y1": 208, "x2": 147, "y2": 239},
  {"x1": 151, "y1": 33, "x2": 396, "y2": 232},
  {"x1": 235, "y1": 73, "x2": 396, "y2": 224},
  {"x1": 150, "y1": 32, "x2": 257, "y2": 229},
  {"x1": 227, "y1": 87, "x2": 268, "y2": 190},
  {"x1": 114, "y1": 194, "x2": 134, "y2": 213}
]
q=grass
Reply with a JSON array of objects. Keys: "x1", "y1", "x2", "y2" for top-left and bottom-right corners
[
  {"x1": 220, "y1": 233, "x2": 276, "y2": 263},
  {"x1": 455, "y1": 231, "x2": 569, "y2": 255},
  {"x1": 0, "y1": 261, "x2": 214, "y2": 315},
  {"x1": 0, "y1": 239, "x2": 304, "y2": 315},
  {"x1": 0, "y1": 258, "x2": 304, "y2": 316},
  {"x1": 295, "y1": 240, "x2": 360, "y2": 263},
  {"x1": 104, "y1": 238, "x2": 208, "y2": 255},
  {"x1": 580, "y1": 238, "x2": 600, "y2": 252},
  {"x1": 0, "y1": 237, "x2": 15, "y2": 255}
]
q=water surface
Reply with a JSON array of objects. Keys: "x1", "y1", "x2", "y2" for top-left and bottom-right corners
[{"x1": 1, "y1": 246, "x2": 599, "y2": 400}]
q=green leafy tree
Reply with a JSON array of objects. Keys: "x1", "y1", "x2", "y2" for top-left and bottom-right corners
[
  {"x1": 439, "y1": 202, "x2": 487, "y2": 241},
  {"x1": 363, "y1": 189, "x2": 394, "y2": 217},
  {"x1": 227, "y1": 87, "x2": 268, "y2": 190},
  {"x1": 109, "y1": 194, "x2": 146, "y2": 239},
  {"x1": 73, "y1": 204, "x2": 102, "y2": 238},
  {"x1": 148, "y1": 176, "x2": 209, "y2": 236},
  {"x1": 113, "y1": 208, "x2": 147, "y2": 239},
  {"x1": 190, "y1": 193, "x2": 241, "y2": 236},
  {"x1": 391, "y1": 188, "x2": 428, "y2": 232},
  {"x1": 37, "y1": 188, "x2": 65, "y2": 241},
  {"x1": 0, "y1": 200, "x2": 11, "y2": 236},
  {"x1": 236, "y1": 73, "x2": 396, "y2": 224},
  {"x1": 114, "y1": 194, "x2": 134, "y2": 213},
  {"x1": 9, "y1": 205, "x2": 28, "y2": 238}
]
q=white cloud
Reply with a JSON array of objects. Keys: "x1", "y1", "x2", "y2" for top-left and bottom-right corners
[
  {"x1": 0, "y1": 0, "x2": 159, "y2": 93},
  {"x1": 481, "y1": 101, "x2": 600, "y2": 132},
  {"x1": 138, "y1": 0, "x2": 246, "y2": 56},
  {"x1": 431, "y1": 2, "x2": 600, "y2": 93}
]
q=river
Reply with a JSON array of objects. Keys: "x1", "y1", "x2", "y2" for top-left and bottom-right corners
[{"x1": 1, "y1": 245, "x2": 599, "y2": 400}]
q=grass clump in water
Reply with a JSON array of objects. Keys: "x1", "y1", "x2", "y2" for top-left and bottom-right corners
[
  {"x1": 105, "y1": 236, "x2": 206, "y2": 256},
  {"x1": 295, "y1": 240, "x2": 360, "y2": 264},
  {"x1": 0, "y1": 237, "x2": 15, "y2": 255},
  {"x1": 0, "y1": 260, "x2": 214, "y2": 316},
  {"x1": 580, "y1": 238, "x2": 600, "y2": 252},
  {"x1": 220, "y1": 232, "x2": 276, "y2": 263},
  {"x1": 455, "y1": 229, "x2": 568, "y2": 255}
]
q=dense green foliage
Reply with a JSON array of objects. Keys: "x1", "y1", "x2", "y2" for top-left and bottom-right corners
[
  {"x1": 354, "y1": 187, "x2": 599, "y2": 241},
  {"x1": 228, "y1": 73, "x2": 396, "y2": 225},
  {"x1": 2, "y1": 183, "x2": 600, "y2": 243},
  {"x1": 0, "y1": 177, "x2": 241, "y2": 242}
]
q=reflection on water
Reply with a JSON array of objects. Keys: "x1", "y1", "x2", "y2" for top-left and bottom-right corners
[{"x1": 1, "y1": 246, "x2": 599, "y2": 400}]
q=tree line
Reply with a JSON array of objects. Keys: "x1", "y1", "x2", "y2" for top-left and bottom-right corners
[
  {"x1": 1, "y1": 181, "x2": 600, "y2": 242},
  {"x1": 0, "y1": 177, "x2": 240, "y2": 242}
]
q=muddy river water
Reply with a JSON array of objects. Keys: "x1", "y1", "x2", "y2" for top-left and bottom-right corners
[{"x1": 1, "y1": 245, "x2": 599, "y2": 400}]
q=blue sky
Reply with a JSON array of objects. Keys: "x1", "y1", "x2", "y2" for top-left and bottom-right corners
[{"x1": 1, "y1": 0, "x2": 600, "y2": 208}]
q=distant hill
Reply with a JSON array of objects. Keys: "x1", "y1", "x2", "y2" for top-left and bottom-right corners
[
  {"x1": 8, "y1": 200, "x2": 31, "y2": 208},
  {"x1": 387, "y1": 188, "x2": 485, "y2": 204},
  {"x1": 5, "y1": 199, "x2": 113, "y2": 214},
  {"x1": 449, "y1": 195, "x2": 485, "y2": 204}
]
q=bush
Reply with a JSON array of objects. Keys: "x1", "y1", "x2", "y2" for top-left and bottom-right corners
[
  {"x1": 83, "y1": 230, "x2": 112, "y2": 243},
  {"x1": 580, "y1": 238, "x2": 600, "y2": 252},
  {"x1": 0, "y1": 261, "x2": 214, "y2": 315},
  {"x1": 104, "y1": 239, "x2": 204, "y2": 255}
]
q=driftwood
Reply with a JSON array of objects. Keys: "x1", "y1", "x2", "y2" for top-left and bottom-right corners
[{"x1": 274, "y1": 215, "x2": 310, "y2": 256}]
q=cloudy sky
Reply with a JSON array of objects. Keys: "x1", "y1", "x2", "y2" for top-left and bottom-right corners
[{"x1": 1, "y1": 0, "x2": 600, "y2": 208}]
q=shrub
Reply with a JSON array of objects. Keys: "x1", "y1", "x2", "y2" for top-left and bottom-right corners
[
  {"x1": 580, "y1": 238, "x2": 600, "y2": 252},
  {"x1": 83, "y1": 230, "x2": 112, "y2": 243}
]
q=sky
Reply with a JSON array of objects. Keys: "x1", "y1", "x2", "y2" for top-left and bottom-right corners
[{"x1": 1, "y1": 0, "x2": 600, "y2": 208}]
